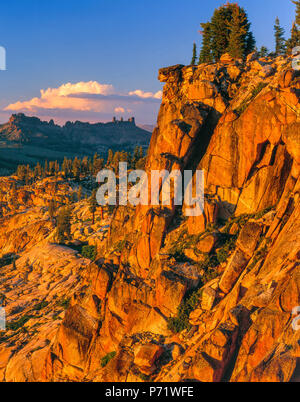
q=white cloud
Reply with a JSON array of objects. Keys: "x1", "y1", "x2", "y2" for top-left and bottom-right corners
[
  {"x1": 128, "y1": 89, "x2": 162, "y2": 99},
  {"x1": 4, "y1": 81, "x2": 162, "y2": 124},
  {"x1": 114, "y1": 107, "x2": 125, "y2": 113}
]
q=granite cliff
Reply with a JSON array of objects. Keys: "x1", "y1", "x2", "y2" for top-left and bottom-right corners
[{"x1": 0, "y1": 52, "x2": 299, "y2": 382}]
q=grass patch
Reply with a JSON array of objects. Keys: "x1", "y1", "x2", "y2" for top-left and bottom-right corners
[
  {"x1": 33, "y1": 300, "x2": 49, "y2": 311},
  {"x1": 6, "y1": 315, "x2": 33, "y2": 331},
  {"x1": 113, "y1": 239, "x2": 131, "y2": 254},
  {"x1": 235, "y1": 82, "x2": 268, "y2": 115},
  {"x1": 56, "y1": 297, "x2": 70, "y2": 310},
  {"x1": 81, "y1": 245, "x2": 97, "y2": 261},
  {"x1": 101, "y1": 351, "x2": 116, "y2": 368},
  {"x1": 139, "y1": 373, "x2": 151, "y2": 381},
  {"x1": 167, "y1": 288, "x2": 203, "y2": 334}
]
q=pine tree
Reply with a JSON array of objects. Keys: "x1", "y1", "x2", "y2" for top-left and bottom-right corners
[
  {"x1": 259, "y1": 46, "x2": 269, "y2": 58},
  {"x1": 286, "y1": 21, "x2": 300, "y2": 52},
  {"x1": 199, "y1": 22, "x2": 213, "y2": 63},
  {"x1": 274, "y1": 17, "x2": 286, "y2": 56},
  {"x1": 227, "y1": 5, "x2": 249, "y2": 59},
  {"x1": 202, "y1": 4, "x2": 255, "y2": 61},
  {"x1": 56, "y1": 206, "x2": 72, "y2": 244},
  {"x1": 44, "y1": 161, "x2": 48, "y2": 177},
  {"x1": 93, "y1": 153, "x2": 104, "y2": 175},
  {"x1": 245, "y1": 31, "x2": 256, "y2": 55},
  {"x1": 139, "y1": 146, "x2": 144, "y2": 160},
  {"x1": 34, "y1": 163, "x2": 42, "y2": 180},
  {"x1": 9, "y1": 183, "x2": 18, "y2": 212},
  {"x1": 107, "y1": 149, "x2": 114, "y2": 167},
  {"x1": 131, "y1": 146, "x2": 140, "y2": 169},
  {"x1": 62, "y1": 157, "x2": 69, "y2": 178},
  {"x1": 89, "y1": 189, "x2": 97, "y2": 225},
  {"x1": 292, "y1": 0, "x2": 300, "y2": 26},
  {"x1": 48, "y1": 200, "x2": 56, "y2": 220},
  {"x1": 77, "y1": 186, "x2": 83, "y2": 202},
  {"x1": 17, "y1": 165, "x2": 26, "y2": 182},
  {"x1": 72, "y1": 157, "x2": 81, "y2": 181},
  {"x1": 191, "y1": 43, "x2": 197, "y2": 65}
]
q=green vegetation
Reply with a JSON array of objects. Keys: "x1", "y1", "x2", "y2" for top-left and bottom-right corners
[
  {"x1": 196, "y1": 0, "x2": 300, "y2": 63},
  {"x1": 274, "y1": 17, "x2": 286, "y2": 56},
  {"x1": 139, "y1": 373, "x2": 152, "y2": 382},
  {"x1": 191, "y1": 43, "x2": 197, "y2": 65},
  {"x1": 89, "y1": 189, "x2": 98, "y2": 225},
  {"x1": 48, "y1": 200, "x2": 57, "y2": 220},
  {"x1": 101, "y1": 351, "x2": 116, "y2": 368},
  {"x1": 14, "y1": 146, "x2": 145, "y2": 185},
  {"x1": 222, "y1": 207, "x2": 274, "y2": 233},
  {"x1": 167, "y1": 288, "x2": 203, "y2": 333},
  {"x1": 113, "y1": 239, "x2": 132, "y2": 254},
  {"x1": 81, "y1": 245, "x2": 97, "y2": 261},
  {"x1": 33, "y1": 300, "x2": 49, "y2": 311},
  {"x1": 6, "y1": 315, "x2": 33, "y2": 331},
  {"x1": 55, "y1": 206, "x2": 72, "y2": 244},
  {"x1": 56, "y1": 297, "x2": 71, "y2": 310},
  {"x1": 198, "y1": 3, "x2": 255, "y2": 63},
  {"x1": 248, "y1": 240, "x2": 271, "y2": 271},
  {"x1": 235, "y1": 82, "x2": 268, "y2": 115}
]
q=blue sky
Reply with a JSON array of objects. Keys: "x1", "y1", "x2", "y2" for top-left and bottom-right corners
[{"x1": 0, "y1": 0, "x2": 296, "y2": 125}]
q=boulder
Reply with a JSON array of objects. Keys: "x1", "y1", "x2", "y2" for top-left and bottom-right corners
[
  {"x1": 219, "y1": 249, "x2": 249, "y2": 294},
  {"x1": 220, "y1": 53, "x2": 234, "y2": 64},
  {"x1": 134, "y1": 344, "x2": 164, "y2": 375},
  {"x1": 236, "y1": 222, "x2": 263, "y2": 257},
  {"x1": 196, "y1": 234, "x2": 217, "y2": 254},
  {"x1": 201, "y1": 287, "x2": 217, "y2": 311}
]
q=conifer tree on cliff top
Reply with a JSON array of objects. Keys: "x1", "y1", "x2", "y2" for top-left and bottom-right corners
[
  {"x1": 199, "y1": 22, "x2": 213, "y2": 63},
  {"x1": 286, "y1": 22, "x2": 300, "y2": 52},
  {"x1": 293, "y1": 0, "x2": 300, "y2": 26},
  {"x1": 227, "y1": 4, "x2": 249, "y2": 59},
  {"x1": 274, "y1": 17, "x2": 286, "y2": 55},
  {"x1": 198, "y1": 3, "x2": 255, "y2": 63},
  {"x1": 288, "y1": 0, "x2": 300, "y2": 49},
  {"x1": 191, "y1": 43, "x2": 197, "y2": 65}
]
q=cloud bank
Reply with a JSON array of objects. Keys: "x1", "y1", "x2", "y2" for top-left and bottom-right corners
[{"x1": 4, "y1": 81, "x2": 162, "y2": 124}]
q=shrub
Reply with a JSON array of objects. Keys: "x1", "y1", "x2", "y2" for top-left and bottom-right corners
[
  {"x1": 33, "y1": 300, "x2": 49, "y2": 311},
  {"x1": 139, "y1": 373, "x2": 151, "y2": 381},
  {"x1": 167, "y1": 289, "x2": 203, "y2": 334},
  {"x1": 6, "y1": 315, "x2": 33, "y2": 331},
  {"x1": 81, "y1": 245, "x2": 97, "y2": 261},
  {"x1": 216, "y1": 234, "x2": 237, "y2": 264},
  {"x1": 56, "y1": 298, "x2": 70, "y2": 310},
  {"x1": 101, "y1": 351, "x2": 116, "y2": 367},
  {"x1": 251, "y1": 82, "x2": 267, "y2": 98},
  {"x1": 235, "y1": 82, "x2": 268, "y2": 115}
]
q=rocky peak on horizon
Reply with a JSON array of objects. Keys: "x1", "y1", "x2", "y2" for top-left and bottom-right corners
[{"x1": 0, "y1": 113, "x2": 151, "y2": 147}]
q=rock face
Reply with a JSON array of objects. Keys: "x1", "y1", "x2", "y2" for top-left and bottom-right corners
[{"x1": 0, "y1": 55, "x2": 299, "y2": 382}]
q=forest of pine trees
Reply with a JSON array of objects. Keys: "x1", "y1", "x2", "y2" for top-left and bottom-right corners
[
  {"x1": 14, "y1": 146, "x2": 146, "y2": 185},
  {"x1": 194, "y1": 1, "x2": 300, "y2": 64}
]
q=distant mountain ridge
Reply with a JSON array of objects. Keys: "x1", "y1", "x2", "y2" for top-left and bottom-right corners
[
  {"x1": 0, "y1": 113, "x2": 151, "y2": 172},
  {"x1": 0, "y1": 113, "x2": 151, "y2": 147}
]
